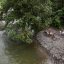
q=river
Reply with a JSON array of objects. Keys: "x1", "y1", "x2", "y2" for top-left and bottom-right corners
[{"x1": 0, "y1": 31, "x2": 52, "y2": 64}]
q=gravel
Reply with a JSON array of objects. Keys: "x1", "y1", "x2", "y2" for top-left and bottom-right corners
[{"x1": 37, "y1": 29, "x2": 64, "y2": 64}]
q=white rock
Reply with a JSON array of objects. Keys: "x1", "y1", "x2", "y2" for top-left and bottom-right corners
[{"x1": 60, "y1": 31, "x2": 64, "y2": 35}]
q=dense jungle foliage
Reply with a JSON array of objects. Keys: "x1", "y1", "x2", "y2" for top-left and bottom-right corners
[{"x1": 0, "y1": 0, "x2": 64, "y2": 44}]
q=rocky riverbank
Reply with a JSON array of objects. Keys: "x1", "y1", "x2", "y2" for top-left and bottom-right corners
[{"x1": 37, "y1": 28, "x2": 64, "y2": 64}]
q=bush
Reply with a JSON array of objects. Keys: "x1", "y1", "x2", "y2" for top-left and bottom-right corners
[
  {"x1": 6, "y1": 20, "x2": 34, "y2": 44},
  {"x1": 2, "y1": 0, "x2": 52, "y2": 44},
  {"x1": 2, "y1": 0, "x2": 64, "y2": 44},
  {"x1": 51, "y1": 15, "x2": 61, "y2": 29}
]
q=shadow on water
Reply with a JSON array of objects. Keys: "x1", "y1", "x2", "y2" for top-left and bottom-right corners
[{"x1": 0, "y1": 31, "x2": 52, "y2": 64}]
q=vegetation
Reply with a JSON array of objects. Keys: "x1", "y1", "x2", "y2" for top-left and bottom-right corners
[{"x1": 0, "y1": 0, "x2": 64, "y2": 44}]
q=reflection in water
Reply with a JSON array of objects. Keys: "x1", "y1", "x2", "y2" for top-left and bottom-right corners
[{"x1": 0, "y1": 31, "x2": 52, "y2": 64}]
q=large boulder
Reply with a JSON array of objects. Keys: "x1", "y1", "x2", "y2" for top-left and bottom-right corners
[{"x1": 37, "y1": 28, "x2": 64, "y2": 64}]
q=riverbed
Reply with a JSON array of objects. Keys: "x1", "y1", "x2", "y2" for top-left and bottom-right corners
[{"x1": 0, "y1": 31, "x2": 52, "y2": 64}]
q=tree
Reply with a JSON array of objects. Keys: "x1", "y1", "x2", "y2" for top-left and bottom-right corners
[
  {"x1": 2, "y1": 0, "x2": 52, "y2": 44},
  {"x1": 52, "y1": 0, "x2": 64, "y2": 11}
]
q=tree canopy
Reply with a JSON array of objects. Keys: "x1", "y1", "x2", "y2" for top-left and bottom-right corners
[{"x1": 1, "y1": 0, "x2": 64, "y2": 44}]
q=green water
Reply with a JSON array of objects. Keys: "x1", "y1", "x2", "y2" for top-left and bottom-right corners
[{"x1": 0, "y1": 31, "x2": 49, "y2": 64}]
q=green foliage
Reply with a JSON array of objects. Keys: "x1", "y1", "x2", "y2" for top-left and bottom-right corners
[
  {"x1": 51, "y1": 16, "x2": 61, "y2": 28},
  {"x1": 2, "y1": 0, "x2": 52, "y2": 44},
  {"x1": 51, "y1": 7, "x2": 64, "y2": 28},
  {"x1": 2, "y1": 0, "x2": 64, "y2": 44},
  {"x1": 6, "y1": 22, "x2": 34, "y2": 44}
]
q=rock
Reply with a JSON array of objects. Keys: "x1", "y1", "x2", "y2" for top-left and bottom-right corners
[
  {"x1": 37, "y1": 28, "x2": 64, "y2": 64},
  {"x1": 60, "y1": 31, "x2": 64, "y2": 36},
  {"x1": 0, "y1": 21, "x2": 5, "y2": 30}
]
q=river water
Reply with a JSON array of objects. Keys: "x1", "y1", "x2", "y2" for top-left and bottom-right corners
[{"x1": 0, "y1": 31, "x2": 52, "y2": 64}]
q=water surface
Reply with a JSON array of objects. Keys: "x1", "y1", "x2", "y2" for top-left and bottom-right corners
[{"x1": 0, "y1": 31, "x2": 51, "y2": 64}]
